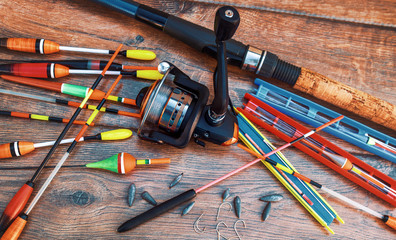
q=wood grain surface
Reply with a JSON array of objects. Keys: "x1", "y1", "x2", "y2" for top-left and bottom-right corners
[{"x1": 0, "y1": 0, "x2": 395, "y2": 239}]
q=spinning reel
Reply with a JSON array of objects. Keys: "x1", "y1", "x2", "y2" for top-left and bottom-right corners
[{"x1": 135, "y1": 6, "x2": 240, "y2": 148}]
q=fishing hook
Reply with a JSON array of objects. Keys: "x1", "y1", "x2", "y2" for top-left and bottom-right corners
[
  {"x1": 216, "y1": 221, "x2": 229, "y2": 240},
  {"x1": 193, "y1": 212, "x2": 206, "y2": 234},
  {"x1": 216, "y1": 202, "x2": 232, "y2": 221},
  {"x1": 230, "y1": 219, "x2": 246, "y2": 240}
]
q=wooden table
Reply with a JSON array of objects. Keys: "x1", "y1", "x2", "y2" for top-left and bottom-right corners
[{"x1": 0, "y1": 0, "x2": 395, "y2": 239}]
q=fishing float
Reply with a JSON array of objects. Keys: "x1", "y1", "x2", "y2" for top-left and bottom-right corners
[
  {"x1": 0, "y1": 38, "x2": 156, "y2": 60},
  {"x1": 0, "y1": 110, "x2": 91, "y2": 126},
  {"x1": 0, "y1": 129, "x2": 132, "y2": 159},
  {"x1": 0, "y1": 89, "x2": 140, "y2": 119},
  {"x1": 0, "y1": 63, "x2": 163, "y2": 80},
  {"x1": 85, "y1": 152, "x2": 170, "y2": 174},
  {"x1": 1, "y1": 75, "x2": 137, "y2": 106},
  {"x1": 1, "y1": 69, "x2": 126, "y2": 240},
  {"x1": 0, "y1": 43, "x2": 123, "y2": 235},
  {"x1": 239, "y1": 145, "x2": 396, "y2": 231},
  {"x1": 1, "y1": 60, "x2": 157, "y2": 71},
  {"x1": 115, "y1": 116, "x2": 342, "y2": 232}
]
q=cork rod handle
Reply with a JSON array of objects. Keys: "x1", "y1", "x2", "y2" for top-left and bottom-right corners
[{"x1": 293, "y1": 68, "x2": 396, "y2": 131}]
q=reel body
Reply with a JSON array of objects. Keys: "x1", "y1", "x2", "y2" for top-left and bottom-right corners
[
  {"x1": 136, "y1": 6, "x2": 240, "y2": 148},
  {"x1": 136, "y1": 63, "x2": 238, "y2": 148}
]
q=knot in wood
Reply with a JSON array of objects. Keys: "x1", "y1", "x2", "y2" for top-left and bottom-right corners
[{"x1": 72, "y1": 190, "x2": 90, "y2": 206}]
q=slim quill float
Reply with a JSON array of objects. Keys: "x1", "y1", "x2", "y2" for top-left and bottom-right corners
[
  {"x1": 0, "y1": 63, "x2": 163, "y2": 80},
  {"x1": 1, "y1": 75, "x2": 137, "y2": 106},
  {"x1": 0, "y1": 89, "x2": 140, "y2": 119},
  {"x1": 0, "y1": 129, "x2": 132, "y2": 159},
  {"x1": 0, "y1": 38, "x2": 156, "y2": 60},
  {"x1": 0, "y1": 110, "x2": 89, "y2": 126},
  {"x1": 2, "y1": 60, "x2": 157, "y2": 71}
]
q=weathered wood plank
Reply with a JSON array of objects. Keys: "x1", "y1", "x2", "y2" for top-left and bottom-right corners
[
  {"x1": 189, "y1": 0, "x2": 396, "y2": 27},
  {"x1": 0, "y1": 0, "x2": 395, "y2": 239}
]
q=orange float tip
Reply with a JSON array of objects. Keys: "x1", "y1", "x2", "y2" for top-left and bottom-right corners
[
  {"x1": 0, "y1": 38, "x2": 59, "y2": 54},
  {"x1": 147, "y1": 158, "x2": 171, "y2": 165},
  {"x1": 90, "y1": 89, "x2": 106, "y2": 101},
  {"x1": 316, "y1": 115, "x2": 344, "y2": 131},
  {"x1": 53, "y1": 64, "x2": 69, "y2": 78},
  {"x1": 0, "y1": 214, "x2": 27, "y2": 240},
  {"x1": 0, "y1": 182, "x2": 33, "y2": 233},
  {"x1": 383, "y1": 215, "x2": 396, "y2": 230},
  {"x1": 0, "y1": 142, "x2": 35, "y2": 159}
]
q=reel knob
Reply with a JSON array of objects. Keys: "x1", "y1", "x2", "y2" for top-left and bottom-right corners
[{"x1": 214, "y1": 6, "x2": 240, "y2": 42}]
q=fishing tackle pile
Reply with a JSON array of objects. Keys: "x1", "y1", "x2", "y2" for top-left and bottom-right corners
[{"x1": 0, "y1": 1, "x2": 395, "y2": 239}]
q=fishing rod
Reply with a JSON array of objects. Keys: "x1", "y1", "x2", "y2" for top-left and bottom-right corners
[
  {"x1": 0, "y1": 59, "x2": 157, "y2": 71},
  {"x1": 1, "y1": 75, "x2": 137, "y2": 106},
  {"x1": 239, "y1": 145, "x2": 396, "y2": 231},
  {"x1": 0, "y1": 63, "x2": 163, "y2": 80},
  {"x1": 0, "y1": 89, "x2": 140, "y2": 119},
  {"x1": 91, "y1": 0, "x2": 396, "y2": 131},
  {"x1": 0, "y1": 44, "x2": 123, "y2": 234},
  {"x1": 0, "y1": 58, "x2": 128, "y2": 239},
  {"x1": 116, "y1": 116, "x2": 342, "y2": 232},
  {"x1": 0, "y1": 110, "x2": 91, "y2": 126},
  {"x1": 0, "y1": 129, "x2": 132, "y2": 159},
  {"x1": 0, "y1": 38, "x2": 156, "y2": 60}
]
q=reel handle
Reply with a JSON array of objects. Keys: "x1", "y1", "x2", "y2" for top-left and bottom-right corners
[
  {"x1": 214, "y1": 6, "x2": 240, "y2": 42},
  {"x1": 208, "y1": 6, "x2": 240, "y2": 124}
]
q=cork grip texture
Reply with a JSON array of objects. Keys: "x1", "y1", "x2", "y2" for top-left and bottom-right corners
[{"x1": 294, "y1": 68, "x2": 396, "y2": 131}]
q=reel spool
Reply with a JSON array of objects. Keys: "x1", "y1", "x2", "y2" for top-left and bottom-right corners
[{"x1": 136, "y1": 62, "x2": 209, "y2": 148}]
